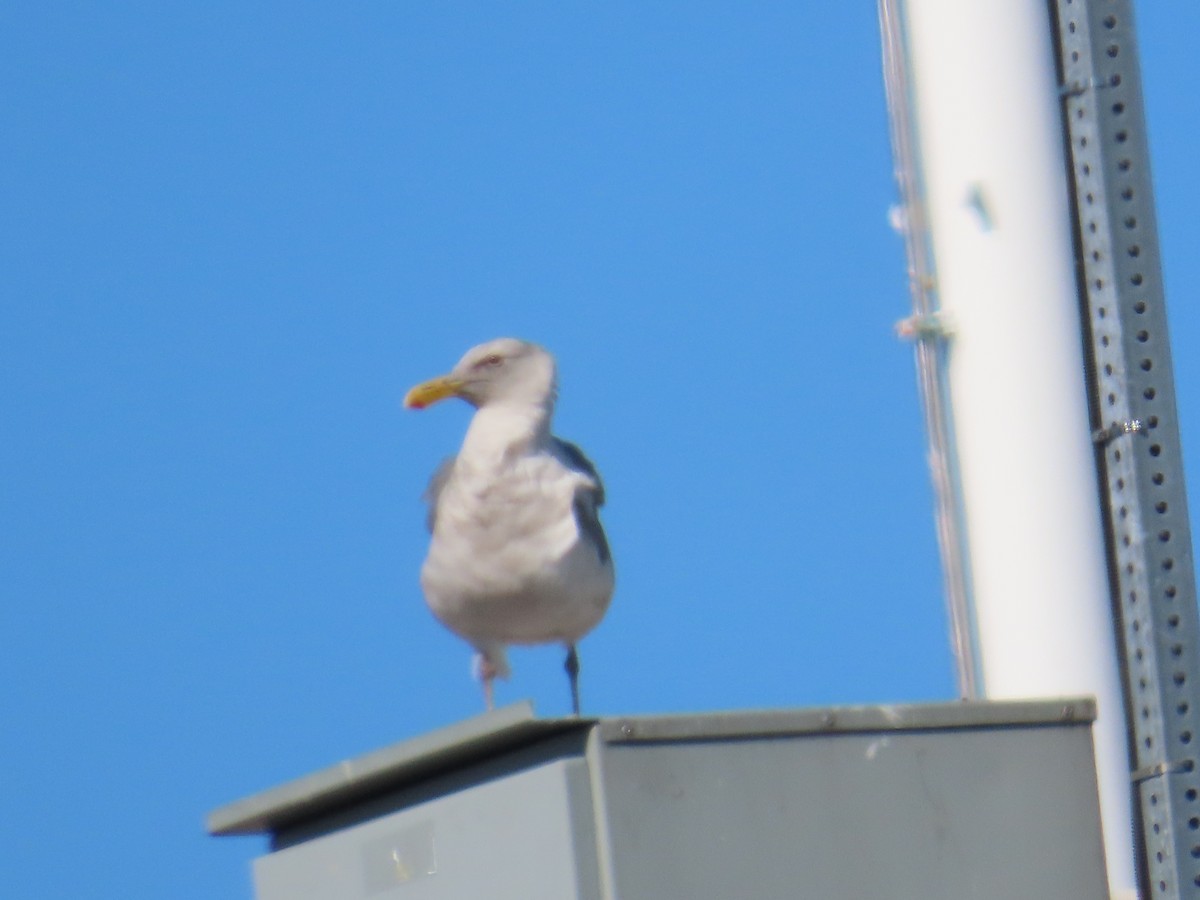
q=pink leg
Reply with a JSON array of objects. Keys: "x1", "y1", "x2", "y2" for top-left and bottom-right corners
[{"x1": 475, "y1": 653, "x2": 499, "y2": 710}]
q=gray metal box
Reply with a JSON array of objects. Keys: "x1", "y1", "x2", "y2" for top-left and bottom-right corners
[{"x1": 209, "y1": 699, "x2": 1111, "y2": 899}]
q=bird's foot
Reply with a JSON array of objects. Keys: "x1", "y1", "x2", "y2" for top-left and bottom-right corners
[
  {"x1": 565, "y1": 645, "x2": 581, "y2": 716},
  {"x1": 473, "y1": 651, "x2": 505, "y2": 711}
]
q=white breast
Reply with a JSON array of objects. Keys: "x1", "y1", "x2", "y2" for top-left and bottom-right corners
[{"x1": 420, "y1": 454, "x2": 613, "y2": 645}]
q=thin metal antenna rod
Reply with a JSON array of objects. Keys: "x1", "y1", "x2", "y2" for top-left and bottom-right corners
[
  {"x1": 878, "y1": 0, "x2": 983, "y2": 700},
  {"x1": 1051, "y1": 1, "x2": 1200, "y2": 896}
]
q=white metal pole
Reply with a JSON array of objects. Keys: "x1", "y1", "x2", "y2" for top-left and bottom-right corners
[{"x1": 886, "y1": 1, "x2": 1136, "y2": 895}]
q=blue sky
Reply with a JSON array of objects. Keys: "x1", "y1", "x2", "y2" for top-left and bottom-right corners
[{"x1": 2, "y1": 3, "x2": 1197, "y2": 897}]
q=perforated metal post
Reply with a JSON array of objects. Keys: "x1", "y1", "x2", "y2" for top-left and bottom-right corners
[{"x1": 1051, "y1": 1, "x2": 1200, "y2": 896}]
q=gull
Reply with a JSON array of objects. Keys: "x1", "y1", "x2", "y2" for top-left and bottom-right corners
[{"x1": 404, "y1": 338, "x2": 614, "y2": 714}]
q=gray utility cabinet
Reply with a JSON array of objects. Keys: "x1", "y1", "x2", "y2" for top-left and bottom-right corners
[{"x1": 209, "y1": 699, "x2": 1111, "y2": 899}]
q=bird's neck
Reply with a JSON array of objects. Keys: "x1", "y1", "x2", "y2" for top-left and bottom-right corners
[{"x1": 460, "y1": 401, "x2": 553, "y2": 465}]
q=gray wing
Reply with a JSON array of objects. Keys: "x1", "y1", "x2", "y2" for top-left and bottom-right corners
[
  {"x1": 422, "y1": 456, "x2": 456, "y2": 533},
  {"x1": 551, "y1": 438, "x2": 611, "y2": 565}
]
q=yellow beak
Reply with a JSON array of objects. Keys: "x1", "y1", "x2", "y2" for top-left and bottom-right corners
[{"x1": 404, "y1": 375, "x2": 466, "y2": 410}]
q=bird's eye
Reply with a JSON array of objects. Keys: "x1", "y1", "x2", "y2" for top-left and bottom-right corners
[{"x1": 477, "y1": 354, "x2": 504, "y2": 369}]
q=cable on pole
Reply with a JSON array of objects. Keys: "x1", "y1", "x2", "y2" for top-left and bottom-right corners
[{"x1": 878, "y1": 0, "x2": 984, "y2": 700}]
